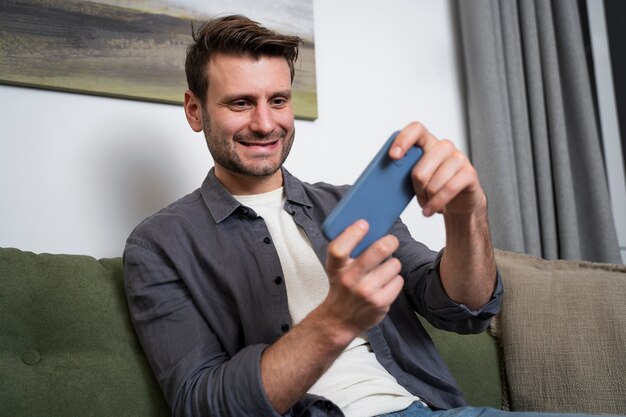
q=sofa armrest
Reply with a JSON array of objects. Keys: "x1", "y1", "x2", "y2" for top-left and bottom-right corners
[{"x1": 493, "y1": 249, "x2": 626, "y2": 414}]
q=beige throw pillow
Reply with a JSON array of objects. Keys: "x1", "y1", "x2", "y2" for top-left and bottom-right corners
[{"x1": 491, "y1": 249, "x2": 626, "y2": 414}]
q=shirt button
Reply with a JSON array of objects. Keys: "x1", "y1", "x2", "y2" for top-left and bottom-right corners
[
  {"x1": 274, "y1": 276, "x2": 283, "y2": 285},
  {"x1": 281, "y1": 323, "x2": 289, "y2": 332},
  {"x1": 263, "y1": 237, "x2": 272, "y2": 244}
]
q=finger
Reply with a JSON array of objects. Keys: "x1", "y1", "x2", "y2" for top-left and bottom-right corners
[
  {"x1": 351, "y1": 234, "x2": 399, "y2": 276},
  {"x1": 389, "y1": 121, "x2": 437, "y2": 160},
  {"x1": 339, "y1": 234, "x2": 399, "y2": 291},
  {"x1": 326, "y1": 220, "x2": 369, "y2": 271},
  {"x1": 416, "y1": 193, "x2": 429, "y2": 209},
  {"x1": 369, "y1": 274, "x2": 404, "y2": 309},
  {"x1": 411, "y1": 139, "x2": 457, "y2": 196},
  {"x1": 422, "y1": 166, "x2": 477, "y2": 216},
  {"x1": 353, "y1": 256, "x2": 402, "y2": 297},
  {"x1": 421, "y1": 149, "x2": 467, "y2": 201}
]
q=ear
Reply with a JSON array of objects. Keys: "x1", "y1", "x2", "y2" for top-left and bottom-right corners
[{"x1": 184, "y1": 90, "x2": 204, "y2": 132}]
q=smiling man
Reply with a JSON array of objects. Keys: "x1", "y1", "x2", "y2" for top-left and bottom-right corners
[
  {"x1": 187, "y1": 53, "x2": 295, "y2": 194},
  {"x1": 123, "y1": 14, "x2": 505, "y2": 417}
]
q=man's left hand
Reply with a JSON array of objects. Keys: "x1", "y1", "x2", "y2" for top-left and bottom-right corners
[{"x1": 389, "y1": 121, "x2": 486, "y2": 218}]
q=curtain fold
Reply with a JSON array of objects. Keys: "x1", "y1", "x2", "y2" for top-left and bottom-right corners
[{"x1": 458, "y1": 0, "x2": 620, "y2": 263}]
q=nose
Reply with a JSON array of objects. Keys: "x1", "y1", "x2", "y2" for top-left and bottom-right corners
[{"x1": 249, "y1": 104, "x2": 274, "y2": 136}]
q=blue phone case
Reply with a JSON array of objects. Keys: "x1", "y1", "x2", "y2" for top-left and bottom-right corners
[{"x1": 322, "y1": 131, "x2": 423, "y2": 258}]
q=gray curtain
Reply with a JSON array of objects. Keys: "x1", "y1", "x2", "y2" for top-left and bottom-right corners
[{"x1": 458, "y1": 0, "x2": 620, "y2": 263}]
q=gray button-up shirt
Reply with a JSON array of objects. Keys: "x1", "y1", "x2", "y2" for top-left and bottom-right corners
[{"x1": 124, "y1": 168, "x2": 503, "y2": 417}]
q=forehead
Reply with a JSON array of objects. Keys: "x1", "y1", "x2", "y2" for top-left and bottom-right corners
[{"x1": 206, "y1": 53, "x2": 292, "y2": 97}]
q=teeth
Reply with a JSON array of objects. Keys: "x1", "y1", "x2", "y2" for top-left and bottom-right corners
[{"x1": 242, "y1": 141, "x2": 277, "y2": 146}]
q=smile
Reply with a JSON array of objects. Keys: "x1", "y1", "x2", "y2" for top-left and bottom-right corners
[
  {"x1": 239, "y1": 140, "x2": 279, "y2": 146},
  {"x1": 238, "y1": 139, "x2": 280, "y2": 151}
]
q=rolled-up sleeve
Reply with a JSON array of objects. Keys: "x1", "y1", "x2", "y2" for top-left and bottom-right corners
[
  {"x1": 123, "y1": 241, "x2": 283, "y2": 417},
  {"x1": 390, "y1": 216, "x2": 504, "y2": 335},
  {"x1": 420, "y1": 250, "x2": 503, "y2": 334}
]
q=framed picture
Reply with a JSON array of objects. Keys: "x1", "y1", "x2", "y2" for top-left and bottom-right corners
[{"x1": 0, "y1": 0, "x2": 317, "y2": 120}]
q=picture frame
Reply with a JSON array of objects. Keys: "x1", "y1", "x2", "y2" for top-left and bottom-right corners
[{"x1": 0, "y1": 0, "x2": 317, "y2": 120}]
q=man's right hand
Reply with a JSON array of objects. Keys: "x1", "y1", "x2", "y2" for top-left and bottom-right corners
[
  {"x1": 319, "y1": 220, "x2": 404, "y2": 344},
  {"x1": 260, "y1": 220, "x2": 404, "y2": 414}
]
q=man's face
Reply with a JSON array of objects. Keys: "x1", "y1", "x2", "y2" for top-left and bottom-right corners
[{"x1": 200, "y1": 53, "x2": 295, "y2": 180}]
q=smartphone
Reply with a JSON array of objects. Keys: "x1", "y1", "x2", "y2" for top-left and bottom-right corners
[{"x1": 322, "y1": 131, "x2": 423, "y2": 258}]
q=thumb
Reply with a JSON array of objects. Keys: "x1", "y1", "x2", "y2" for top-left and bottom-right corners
[{"x1": 326, "y1": 220, "x2": 369, "y2": 271}]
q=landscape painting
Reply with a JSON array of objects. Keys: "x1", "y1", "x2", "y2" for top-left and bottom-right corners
[{"x1": 0, "y1": 0, "x2": 317, "y2": 119}]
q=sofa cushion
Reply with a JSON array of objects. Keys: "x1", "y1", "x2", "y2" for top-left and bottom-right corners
[
  {"x1": 492, "y1": 249, "x2": 626, "y2": 414},
  {"x1": 0, "y1": 247, "x2": 169, "y2": 417},
  {"x1": 419, "y1": 315, "x2": 502, "y2": 408}
]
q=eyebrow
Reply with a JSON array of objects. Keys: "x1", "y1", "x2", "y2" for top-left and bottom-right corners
[
  {"x1": 221, "y1": 89, "x2": 292, "y2": 103},
  {"x1": 273, "y1": 90, "x2": 292, "y2": 99}
]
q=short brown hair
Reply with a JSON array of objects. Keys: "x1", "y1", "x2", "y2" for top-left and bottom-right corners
[{"x1": 185, "y1": 15, "x2": 301, "y2": 105}]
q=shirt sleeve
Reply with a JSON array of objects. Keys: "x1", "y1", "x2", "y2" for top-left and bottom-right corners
[
  {"x1": 123, "y1": 241, "x2": 285, "y2": 417},
  {"x1": 418, "y1": 249, "x2": 503, "y2": 334},
  {"x1": 390, "y1": 221, "x2": 504, "y2": 335}
]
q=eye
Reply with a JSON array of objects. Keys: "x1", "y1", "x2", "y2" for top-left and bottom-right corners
[
  {"x1": 229, "y1": 100, "x2": 251, "y2": 110},
  {"x1": 271, "y1": 97, "x2": 289, "y2": 108}
]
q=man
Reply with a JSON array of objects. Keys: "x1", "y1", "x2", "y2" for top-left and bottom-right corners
[{"x1": 124, "y1": 15, "x2": 502, "y2": 417}]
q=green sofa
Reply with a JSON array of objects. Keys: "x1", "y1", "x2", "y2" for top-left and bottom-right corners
[{"x1": 2, "y1": 247, "x2": 625, "y2": 416}]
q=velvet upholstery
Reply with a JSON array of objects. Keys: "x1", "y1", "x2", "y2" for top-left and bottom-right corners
[{"x1": 0, "y1": 248, "x2": 168, "y2": 417}]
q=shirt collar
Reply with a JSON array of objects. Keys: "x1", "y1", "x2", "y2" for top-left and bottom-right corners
[
  {"x1": 200, "y1": 167, "x2": 313, "y2": 223},
  {"x1": 282, "y1": 167, "x2": 313, "y2": 209}
]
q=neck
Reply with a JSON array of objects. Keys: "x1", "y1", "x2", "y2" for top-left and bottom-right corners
[{"x1": 214, "y1": 165, "x2": 284, "y2": 195}]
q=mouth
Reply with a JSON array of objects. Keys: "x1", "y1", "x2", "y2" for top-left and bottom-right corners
[{"x1": 238, "y1": 139, "x2": 279, "y2": 147}]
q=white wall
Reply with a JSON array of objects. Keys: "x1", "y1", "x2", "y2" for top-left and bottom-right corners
[{"x1": 0, "y1": 0, "x2": 467, "y2": 258}]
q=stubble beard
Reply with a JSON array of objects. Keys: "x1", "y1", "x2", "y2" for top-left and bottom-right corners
[{"x1": 201, "y1": 111, "x2": 295, "y2": 178}]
